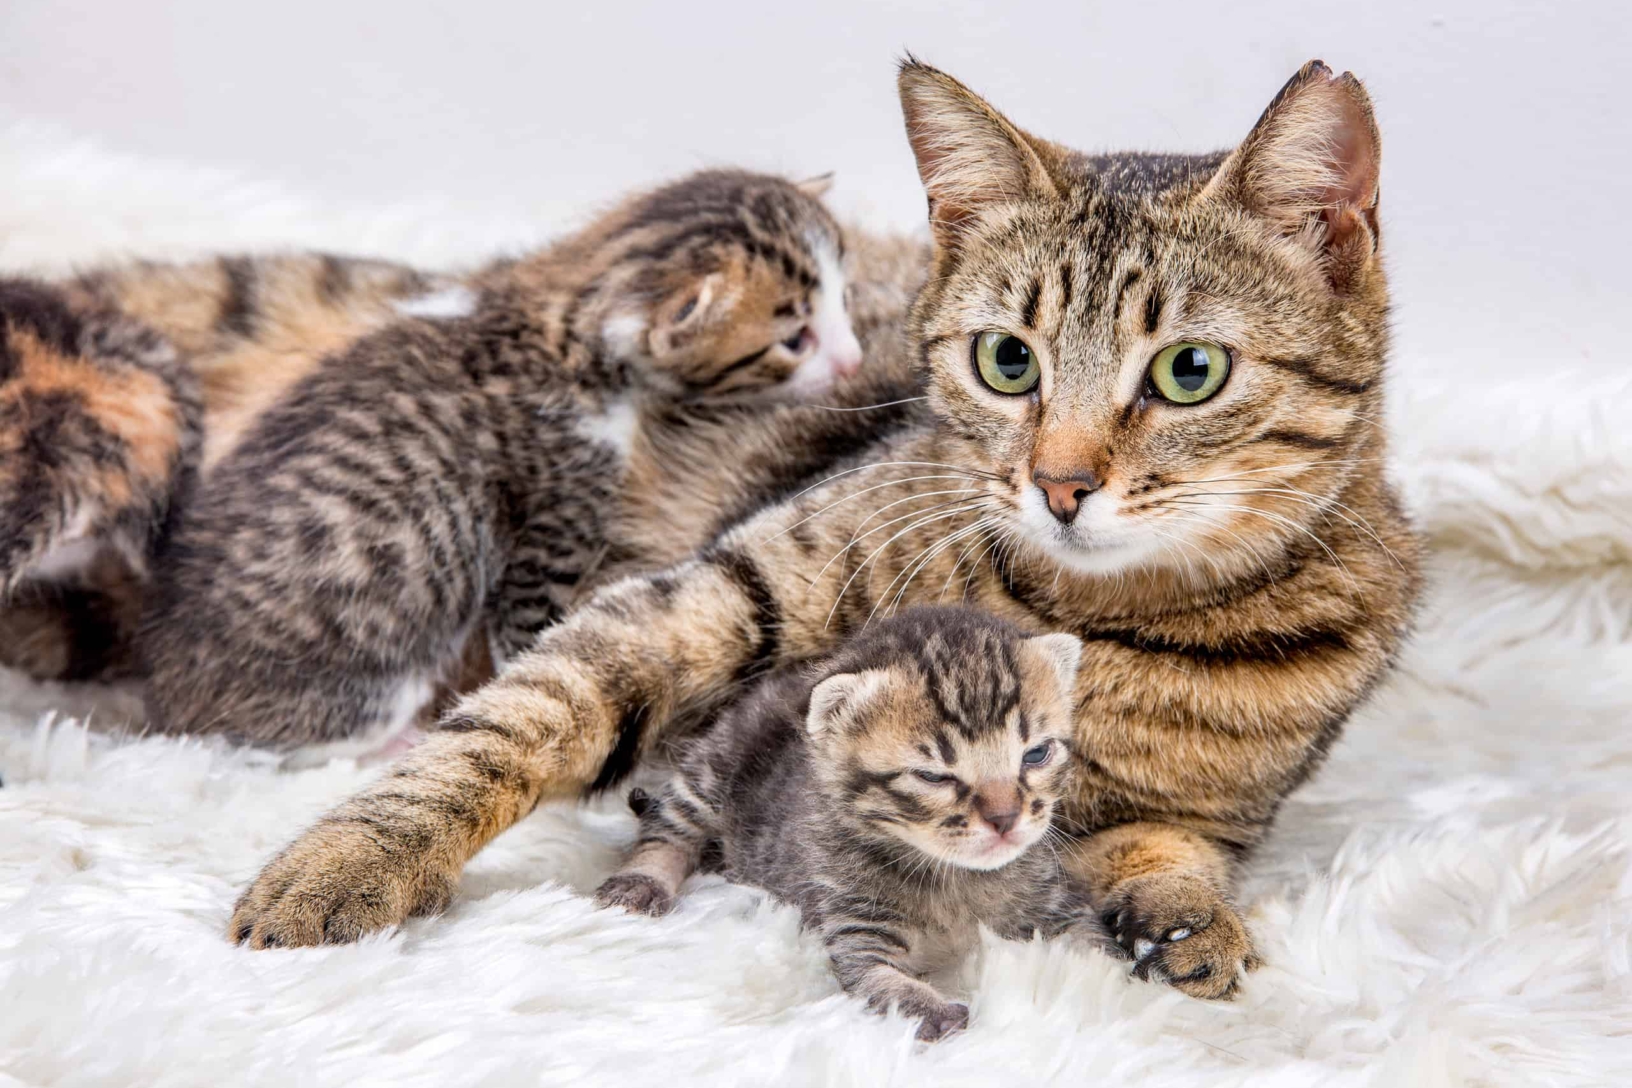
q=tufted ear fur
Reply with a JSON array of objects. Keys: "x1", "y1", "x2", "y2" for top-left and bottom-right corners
[
  {"x1": 806, "y1": 670, "x2": 891, "y2": 736},
  {"x1": 897, "y1": 58, "x2": 1062, "y2": 254},
  {"x1": 796, "y1": 172, "x2": 835, "y2": 199},
  {"x1": 1204, "y1": 60, "x2": 1382, "y2": 292}
]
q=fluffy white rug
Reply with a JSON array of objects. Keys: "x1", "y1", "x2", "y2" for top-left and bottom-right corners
[{"x1": 2, "y1": 125, "x2": 1629, "y2": 1088}]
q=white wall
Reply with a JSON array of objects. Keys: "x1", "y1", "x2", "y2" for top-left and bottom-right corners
[{"x1": 2, "y1": 0, "x2": 1626, "y2": 374}]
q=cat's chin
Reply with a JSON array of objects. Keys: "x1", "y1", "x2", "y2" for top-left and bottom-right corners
[{"x1": 1011, "y1": 506, "x2": 1168, "y2": 578}]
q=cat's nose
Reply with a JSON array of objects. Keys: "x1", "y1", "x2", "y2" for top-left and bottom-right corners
[
  {"x1": 1033, "y1": 469, "x2": 1102, "y2": 525},
  {"x1": 975, "y1": 788, "x2": 1022, "y2": 837},
  {"x1": 982, "y1": 809, "x2": 1020, "y2": 836}
]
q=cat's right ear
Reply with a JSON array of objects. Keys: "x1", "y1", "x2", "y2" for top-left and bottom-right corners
[
  {"x1": 1202, "y1": 60, "x2": 1382, "y2": 292},
  {"x1": 897, "y1": 58, "x2": 1061, "y2": 253},
  {"x1": 806, "y1": 670, "x2": 890, "y2": 736}
]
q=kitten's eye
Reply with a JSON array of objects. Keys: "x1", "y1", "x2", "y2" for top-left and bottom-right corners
[
  {"x1": 973, "y1": 331, "x2": 1039, "y2": 395},
  {"x1": 783, "y1": 327, "x2": 812, "y2": 354},
  {"x1": 1148, "y1": 342, "x2": 1230, "y2": 404},
  {"x1": 914, "y1": 770, "x2": 953, "y2": 785},
  {"x1": 1021, "y1": 741, "x2": 1054, "y2": 767}
]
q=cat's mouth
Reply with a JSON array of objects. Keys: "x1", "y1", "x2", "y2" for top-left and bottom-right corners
[{"x1": 1010, "y1": 485, "x2": 1168, "y2": 577}]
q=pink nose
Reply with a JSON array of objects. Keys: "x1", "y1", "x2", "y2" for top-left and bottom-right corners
[{"x1": 830, "y1": 334, "x2": 864, "y2": 377}]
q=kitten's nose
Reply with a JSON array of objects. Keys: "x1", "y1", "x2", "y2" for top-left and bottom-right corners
[
  {"x1": 831, "y1": 330, "x2": 863, "y2": 377},
  {"x1": 975, "y1": 788, "x2": 1022, "y2": 837},
  {"x1": 1033, "y1": 469, "x2": 1102, "y2": 525}
]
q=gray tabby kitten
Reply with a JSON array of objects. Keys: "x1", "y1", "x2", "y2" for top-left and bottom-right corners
[{"x1": 596, "y1": 607, "x2": 1087, "y2": 1041}]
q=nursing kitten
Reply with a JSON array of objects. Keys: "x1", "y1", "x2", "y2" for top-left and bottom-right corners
[
  {"x1": 231, "y1": 57, "x2": 1421, "y2": 1009},
  {"x1": 596, "y1": 608, "x2": 1087, "y2": 1041},
  {"x1": 0, "y1": 170, "x2": 865, "y2": 753}
]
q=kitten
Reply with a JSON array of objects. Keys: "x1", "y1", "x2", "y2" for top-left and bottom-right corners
[
  {"x1": 596, "y1": 607, "x2": 1088, "y2": 1041},
  {"x1": 0, "y1": 170, "x2": 864, "y2": 754}
]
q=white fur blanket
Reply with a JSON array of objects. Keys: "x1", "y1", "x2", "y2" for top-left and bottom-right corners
[{"x1": 2, "y1": 125, "x2": 1629, "y2": 1088}]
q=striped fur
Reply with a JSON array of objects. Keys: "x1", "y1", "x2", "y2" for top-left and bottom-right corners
[
  {"x1": 0, "y1": 171, "x2": 867, "y2": 750},
  {"x1": 231, "y1": 60, "x2": 1421, "y2": 1005},
  {"x1": 595, "y1": 608, "x2": 1088, "y2": 1041}
]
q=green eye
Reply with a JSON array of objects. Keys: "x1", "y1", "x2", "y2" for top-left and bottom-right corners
[
  {"x1": 1148, "y1": 342, "x2": 1230, "y2": 404},
  {"x1": 973, "y1": 331, "x2": 1040, "y2": 395}
]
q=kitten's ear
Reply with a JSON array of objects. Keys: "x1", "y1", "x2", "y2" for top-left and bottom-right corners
[
  {"x1": 806, "y1": 670, "x2": 890, "y2": 736},
  {"x1": 796, "y1": 172, "x2": 835, "y2": 199},
  {"x1": 1204, "y1": 60, "x2": 1382, "y2": 292},
  {"x1": 897, "y1": 58, "x2": 1061, "y2": 253},
  {"x1": 1023, "y1": 633, "x2": 1084, "y2": 696}
]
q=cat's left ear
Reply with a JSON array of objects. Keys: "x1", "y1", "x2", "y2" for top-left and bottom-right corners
[
  {"x1": 806, "y1": 670, "x2": 890, "y2": 736},
  {"x1": 1203, "y1": 60, "x2": 1382, "y2": 292},
  {"x1": 796, "y1": 172, "x2": 835, "y2": 199},
  {"x1": 645, "y1": 272, "x2": 736, "y2": 359},
  {"x1": 1023, "y1": 633, "x2": 1084, "y2": 697}
]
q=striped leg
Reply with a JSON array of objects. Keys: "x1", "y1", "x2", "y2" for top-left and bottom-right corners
[
  {"x1": 820, "y1": 895, "x2": 969, "y2": 1042},
  {"x1": 228, "y1": 546, "x2": 801, "y2": 948},
  {"x1": 594, "y1": 782, "x2": 718, "y2": 917}
]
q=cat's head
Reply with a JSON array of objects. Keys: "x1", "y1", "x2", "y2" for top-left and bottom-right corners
[
  {"x1": 594, "y1": 170, "x2": 863, "y2": 402},
  {"x1": 899, "y1": 59, "x2": 1387, "y2": 583},
  {"x1": 803, "y1": 608, "x2": 1083, "y2": 872}
]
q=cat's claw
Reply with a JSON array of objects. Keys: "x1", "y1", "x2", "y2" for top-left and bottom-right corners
[{"x1": 1101, "y1": 873, "x2": 1258, "y2": 1000}]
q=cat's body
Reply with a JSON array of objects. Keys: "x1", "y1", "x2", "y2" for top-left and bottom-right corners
[
  {"x1": 228, "y1": 60, "x2": 1420, "y2": 1003},
  {"x1": 0, "y1": 171, "x2": 914, "y2": 753},
  {"x1": 597, "y1": 608, "x2": 1088, "y2": 1040}
]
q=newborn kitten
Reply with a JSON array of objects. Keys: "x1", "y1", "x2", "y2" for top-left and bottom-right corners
[{"x1": 596, "y1": 607, "x2": 1088, "y2": 1041}]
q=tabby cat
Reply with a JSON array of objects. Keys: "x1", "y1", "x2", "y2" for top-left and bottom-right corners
[
  {"x1": 230, "y1": 56, "x2": 1421, "y2": 1001},
  {"x1": 0, "y1": 170, "x2": 873, "y2": 754},
  {"x1": 596, "y1": 607, "x2": 1088, "y2": 1041}
]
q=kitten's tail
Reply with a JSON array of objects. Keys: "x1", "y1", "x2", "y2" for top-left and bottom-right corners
[{"x1": 0, "y1": 279, "x2": 200, "y2": 593}]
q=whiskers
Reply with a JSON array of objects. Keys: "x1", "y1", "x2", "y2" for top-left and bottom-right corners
[{"x1": 1135, "y1": 460, "x2": 1402, "y2": 597}]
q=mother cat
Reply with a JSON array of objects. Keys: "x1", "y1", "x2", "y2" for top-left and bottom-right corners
[{"x1": 231, "y1": 58, "x2": 1420, "y2": 998}]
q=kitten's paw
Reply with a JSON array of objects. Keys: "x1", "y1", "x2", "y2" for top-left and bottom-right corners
[
  {"x1": 594, "y1": 872, "x2": 675, "y2": 917},
  {"x1": 1102, "y1": 873, "x2": 1258, "y2": 1000},
  {"x1": 229, "y1": 818, "x2": 459, "y2": 948},
  {"x1": 914, "y1": 1002, "x2": 970, "y2": 1042}
]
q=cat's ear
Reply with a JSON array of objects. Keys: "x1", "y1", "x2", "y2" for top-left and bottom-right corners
[
  {"x1": 806, "y1": 670, "x2": 890, "y2": 736},
  {"x1": 897, "y1": 58, "x2": 1061, "y2": 253},
  {"x1": 644, "y1": 272, "x2": 734, "y2": 357},
  {"x1": 796, "y1": 172, "x2": 835, "y2": 199},
  {"x1": 1023, "y1": 633, "x2": 1083, "y2": 697},
  {"x1": 1204, "y1": 60, "x2": 1382, "y2": 292}
]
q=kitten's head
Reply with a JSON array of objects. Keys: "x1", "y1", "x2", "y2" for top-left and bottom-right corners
[
  {"x1": 898, "y1": 59, "x2": 1388, "y2": 582},
  {"x1": 803, "y1": 608, "x2": 1083, "y2": 872},
  {"x1": 594, "y1": 170, "x2": 863, "y2": 401}
]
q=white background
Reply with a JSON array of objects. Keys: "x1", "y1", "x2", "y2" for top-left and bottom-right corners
[{"x1": 2, "y1": 0, "x2": 1626, "y2": 374}]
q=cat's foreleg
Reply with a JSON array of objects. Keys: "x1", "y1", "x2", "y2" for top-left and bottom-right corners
[{"x1": 228, "y1": 537, "x2": 819, "y2": 947}]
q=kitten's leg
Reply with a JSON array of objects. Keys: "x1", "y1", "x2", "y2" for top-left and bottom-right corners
[
  {"x1": 1065, "y1": 822, "x2": 1259, "y2": 1000},
  {"x1": 0, "y1": 280, "x2": 199, "y2": 592},
  {"x1": 594, "y1": 784, "x2": 714, "y2": 917},
  {"x1": 823, "y1": 915, "x2": 969, "y2": 1042}
]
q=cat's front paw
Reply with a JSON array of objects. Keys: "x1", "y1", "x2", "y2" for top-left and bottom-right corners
[
  {"x1": 914, "y1": 1001, "x2": 970, "y2": 1042},
  {"x1": 594, "y1": 872, "x2": 675, "y2": 917},
  {"x1": 230, "y1": 817, "x2": 459, "y2": 948},
  {"x1": 1101, "y1": 873, "x2": 1258, "y2": 1000}
]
